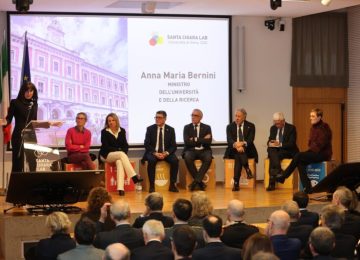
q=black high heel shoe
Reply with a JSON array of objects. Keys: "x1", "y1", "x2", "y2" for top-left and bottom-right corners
[
  {"x1": 132, "y1": 175, "x2": 143, "y2": 184},
  {"x1": 245, "y1": 168, "x2": 253, "y2": 179}
]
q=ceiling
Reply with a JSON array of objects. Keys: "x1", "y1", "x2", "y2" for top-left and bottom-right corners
[{"x1": 0, "y1": 0, "x2": 360, "y2": 18}]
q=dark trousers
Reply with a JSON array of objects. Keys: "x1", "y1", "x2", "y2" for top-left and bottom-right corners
[
  {"x1": 183, "y1": 149, "x2": 212, "y2": 183},
  {"x1": 283, "y1": 150, "x2": 327, "y2": 190},
  {"x1": 11, "y1": 138, "x2": 36, "y2": 172},
  {"x1": 233, "y1": 151, "x2": 249, "y2": 183},
  {"x1": 267, "y1": 147, "x2": 294, "y2": 183},
  {"x1": 68, "y1": 152, "x2": 95, "y2": 170},
  {"x1": 146, "y1": 153, "x2": 178, "y2": 187}
]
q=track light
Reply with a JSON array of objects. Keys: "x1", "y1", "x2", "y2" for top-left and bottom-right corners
[
  {"x1": 265, "y1": 20, "x2": 275, "y2": 31},
  {"x1": 321, "y1": 0, "x2": 332, "y2": 6},
  {"x1": 270, "y1": 0, "x2": 282, "y2": 10},
  {"x1": 12, "y1": 0, "x2": 33, "y2": 12},
  {"x1": 279, "y1": 19, "x2": 285, "y2": 31}
]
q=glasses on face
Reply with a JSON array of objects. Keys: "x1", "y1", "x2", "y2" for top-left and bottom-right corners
[
  {"x1": 191, "y1": 114, "x2": 200, "y2": 117},
  {"x1": 154, "y1": 116, "x2": 164, "y2": 119},
  {"x1": 76, "y1": 117, "x2": 86, "y2": 120}
]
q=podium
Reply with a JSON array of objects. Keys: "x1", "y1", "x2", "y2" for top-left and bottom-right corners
[{"x1": 23, "y1": 120, "x2": 63, "y2": 172}]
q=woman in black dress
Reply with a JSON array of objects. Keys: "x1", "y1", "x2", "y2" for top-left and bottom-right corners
[{"x1": 5, "y1": 81, "x2": 38, "y2": 172}]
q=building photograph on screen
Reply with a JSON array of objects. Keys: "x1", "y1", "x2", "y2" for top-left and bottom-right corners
[{"x1": 9, "y1": 14, "x2": 230, "y2": 146}]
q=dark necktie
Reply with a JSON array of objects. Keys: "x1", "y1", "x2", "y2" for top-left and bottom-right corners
[
  {"x1": 194, "y1": 124, "x2": 198, "y2": 138},
  {"x1": 238, "y1": 125, "x2": 244, "y2": 141},
  {"x1": 158, "y1": 128, "x2": 163, "y2": 153},
  {"x1": 279, "y1": 128, "x2": 283, "y2": 143}
]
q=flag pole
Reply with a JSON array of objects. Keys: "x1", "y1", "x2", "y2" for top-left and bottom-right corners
[{"x1": 0, "y1": 29, "x2": 6, "y2": 196}]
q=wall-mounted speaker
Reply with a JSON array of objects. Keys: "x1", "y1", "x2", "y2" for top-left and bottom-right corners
[{"x1": 12, "y1": 0, "x2": 33, "y2": 12}]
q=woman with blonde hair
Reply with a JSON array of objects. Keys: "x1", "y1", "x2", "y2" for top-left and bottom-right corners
[
  {"x1": 188, "y1": 191, "x2": 213, "y2": 226},
  {"x1": 35, "y1": 211, "x2": 76, "y2": 259},
  {"x1": 99, "y1": 113, "x2": 143, "y2": 196}
]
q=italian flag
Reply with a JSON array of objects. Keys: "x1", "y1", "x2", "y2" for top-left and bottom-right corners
[{"x1": 1, "y1": 30, "x2": 11, "y2": 144}]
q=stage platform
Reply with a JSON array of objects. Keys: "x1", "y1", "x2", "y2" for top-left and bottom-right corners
[{"x1": 0, "y1": 182, "x2": 329, "y2": 260}]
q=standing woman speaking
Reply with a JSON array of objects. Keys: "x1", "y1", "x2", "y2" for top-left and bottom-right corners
[{"x1": 4, "y1": 81, "x2": 38, "y2": 172}]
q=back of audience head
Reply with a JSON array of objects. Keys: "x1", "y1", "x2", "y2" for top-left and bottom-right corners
[
  {"x1": 242, "y1": 233, "x2": 273, "y2": 260},
  {"x1": 45, "y1": 211, "x2": 72, "y2": 234},
  {"x1": 143, "y1": 219, "x2": 165, "y2": 242},
  {"x1": 332, "y1": 186, "x2": 354, "y2": 210},
  {"x1": 309, "y1": 227, "x2": 335, "y2": 256},
  {"x1": 252, "y1": 251, "x2": 279, "y2": 260},
  {"x1": 320, "y1": 204, "x2": 344, "y2": 229},
  {"x1": 171, "y1": 225, "x2": 197, "y2": 258},
  {"x1": 173, "y1": 198, "x2": 193, "y2": 222},
  {"x1": 145, "y1": 192, "x2": 164, "y2": 211},
  {"x1": 202, "y1": 215, "x2": 223, "y2": 239},
  {"x1": 292, "y1": 191, "x2": 309, "y2": 209},
  {"x1": 104, "y1": 243, "x2": 130, "y2": 260},
  {"x1": 87, "y1": 187, "x2": 112, "y2": 213},
  {"x1": 281, "y1": 200, "x2": 300, "y2": 221},
  {"x1": 266, "y1": 210, "x2": 290, "y2": 236},
  {"x1": 110, "y1": 200, "x2": 131, "y2": 222},
  {"x1": 227, "y1": 199, "x2": 245, "y2": 221},
  {"x1": 191, "y1": 191, "x2": 213, "y2": 218},
  {"x1": 74, "y1": 217, "x2": 96, "y2": 245}
]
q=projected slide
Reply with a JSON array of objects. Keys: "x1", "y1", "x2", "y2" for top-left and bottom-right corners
[{"x1": 8, "y1": 14, "x2": 230, "y2": 146}]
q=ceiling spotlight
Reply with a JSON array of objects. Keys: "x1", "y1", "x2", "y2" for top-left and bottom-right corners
[
  {"x1": 321, "y1": 0, "x2": 332, "y2": 6},
  {"x1": 270, "y1": 0, "x2": 282, "y2": 10},
  {"x1": 279, "y1": 19, "x2": 285, "y2": 31},
  {"x1": 265, "y1": 20, "x2": 275, "y2": 31},
  {"x1": 141, "y1": 1, "x2": 157, "y2": 14},
  {"x1": 12, "y1": 0, "x2": 33, "y2": 12}
]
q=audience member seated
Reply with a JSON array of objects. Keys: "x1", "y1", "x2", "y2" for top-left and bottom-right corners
[
  {"x1": 221, "y1": 199, "x2": 259, "y2": 249},
  {"x1": 332, "y1": 186, "x2": 360, "y2": 240},
  {"x1": 163, "y1": 198, "x2": 205, "y2": 249},
  {"x1": 188, "y1": 191, "x2": 213, "y2": 227},
  {"x1": 281, "y1": 200, "x2": 313, "y2": 249},
  {"x1": 93, "y1": 200, "x2": 144, "y2": 250},
  {"x1": 131, "y1": 220, "x2": 174, "y2": 260},
  {"x1": 192, "y1": 215, "x2": 241, "y2": 260},
  {"x1": 81, "y1": 187, "x2": 115, "y2": 232},
  {"x1": 292, "y1": 191, "x2": 319, "y2": 228},
  {"x1": 99, "y1": 113, "x2": 143, "y2": 196},
  {"x1": 182, "y1": 109, "x2": 213, "y2": 191},
  {"x1": 252, "y1": 252, "x2": 279, "y2": 260},
  {"x1": 308, "y1": 227, "x2": 336, "y2": 260},
  {"x1": 57, "y1": 218, "x2": 104, "y2": 260},
  {"x1": 65, "y1": 112, "x2": 95, "y2": 170},
  {"x1": 171, "y1": 225, "x2": 197, "y2": 260},
  {"x1": 132, "y1": 192, "x2": 174, "y2": 228},
  {"x1": 35, "y1": 212, "x2": 76, "y2": 260},
  {"x1": 103, "y1": 243, "x2": 130, "y2": 260},
  {"x1": 241, "y1": 233, "x2": 274, "y2": 260},
  {"x1": 265, "y1": 210, "x2": 301, "y2": 260}
]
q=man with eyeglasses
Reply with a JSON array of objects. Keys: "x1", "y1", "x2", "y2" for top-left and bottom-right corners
[
  {"x1": 65, "y1": 112, "x2": 95, "y2": 170},
  {"x1": 143, "y1": 110, "x2": 179, "y2": 193},
  {"x1": 183, "y1": 109, "x2": 212, "y2": 191}
]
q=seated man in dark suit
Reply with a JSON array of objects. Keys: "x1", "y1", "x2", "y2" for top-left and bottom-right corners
[
  {"x1": 133, "y1": 192, "x2": 174, "y2": 229},
  {"x1": 266, "y1": 112, "x2": 299, "y2": 191},
  {"x1": 131, "y1": 220, "x2": 173, "y2": 260},
  {"x1": 192, "y1": 215, "x2": 241, "y2": 260},
  {"x1": 281, "y1": 200, "x2": 313, "y2": 249},
  {"x1": 225, "y1": 108, "x2": 258, "y2": 191},
  {"x1": 143, "y1": 110, "x2": 179, "y2": 193},
  {"x1": 221, "y1": 199, "x2": 259, "y2": 249},
  {"x1": 93, "y1": 200, "x2": 144, "y2": 250},
  {"x1": 308, "y1": 227, "x2": 336, "y2": 260},
  {"x1": 163, "y1": 198, "x2": 204, "y2": 249},
  {"x1": 266, "y1": 210, "x2": 301, "y2": 260},
  {"x1": 293, "y1": 191, "x2": 319, "y2": 228},
  {"x1": 183, "y1": 109, "x2": 212, "y2": 191},
  {"x1": 171, "y1": 226, "x2": 197, "y2": 260}
]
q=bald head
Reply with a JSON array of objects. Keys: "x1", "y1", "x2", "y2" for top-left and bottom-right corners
[
  {"x1": 104, "y1": 243, "x2": 130, "y2": 260},
  {"x1": 267, "y1": 210, "x2": 290, "y2": 236},
  {"x1": 227, "y1": 200, "x2": 245, "y2": 220},
  {"x1": 110, "y1": 200, "x2": 130, "y2": 221}
]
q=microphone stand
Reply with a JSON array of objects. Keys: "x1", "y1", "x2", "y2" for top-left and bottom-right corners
[{"x1": 17, "y1": 102, "x2": 34, "y2": 172}]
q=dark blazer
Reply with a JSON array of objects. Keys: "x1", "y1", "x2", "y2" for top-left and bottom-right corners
[
  {"x1": 225, "y1": 120, "x2": 258, "y2": 162},
  {"x1": 183, "y1": 123, "x2": 212, "y2": 154},
  {"x1": 99, "y1": 127, "x2": 128, "y2": 159},
  {"x1": 220, "y1": 221, "x2": 259, "y2": 249},
  {"x1": 163, "y1": 223, "x2": 205, "y2": 249},
  {"x1": 270, "y1": 234, "x2": 301, "y2": 260},
  {"x1": 144, "y1": 124, "x2": 177, "y2": 155},
  {"x1": 267, "y1": 122, "x2": 299, "y2": 156},
  {"x1": 340, "y1": 211, "x2": 360, "y2": 240},
  {"x1": 93, "y1": 224, "x2": 144, "y2": 250},
  {"x1": 132, "y1": 212, "x2": 174, "y2": 229},
  {"x1": 298, "y1": 209, "x2": 319, "y2": 228},
  {"x1": 131, "y1": 240, "x2": 173, "y2": 260},
  {"x1": 192, "y1": 241, "x2": 241, "y2": 260},
  {"x1": 287, "y1": 222, "x2": 313, "y2": 249},
  {"x1": 35, "y1": 233, "x2": 76, "y2": 260}
]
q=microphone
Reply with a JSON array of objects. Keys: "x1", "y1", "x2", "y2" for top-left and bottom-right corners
[{"x1": 28, "y1": 101, "x2": 34, "y2": 110}]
